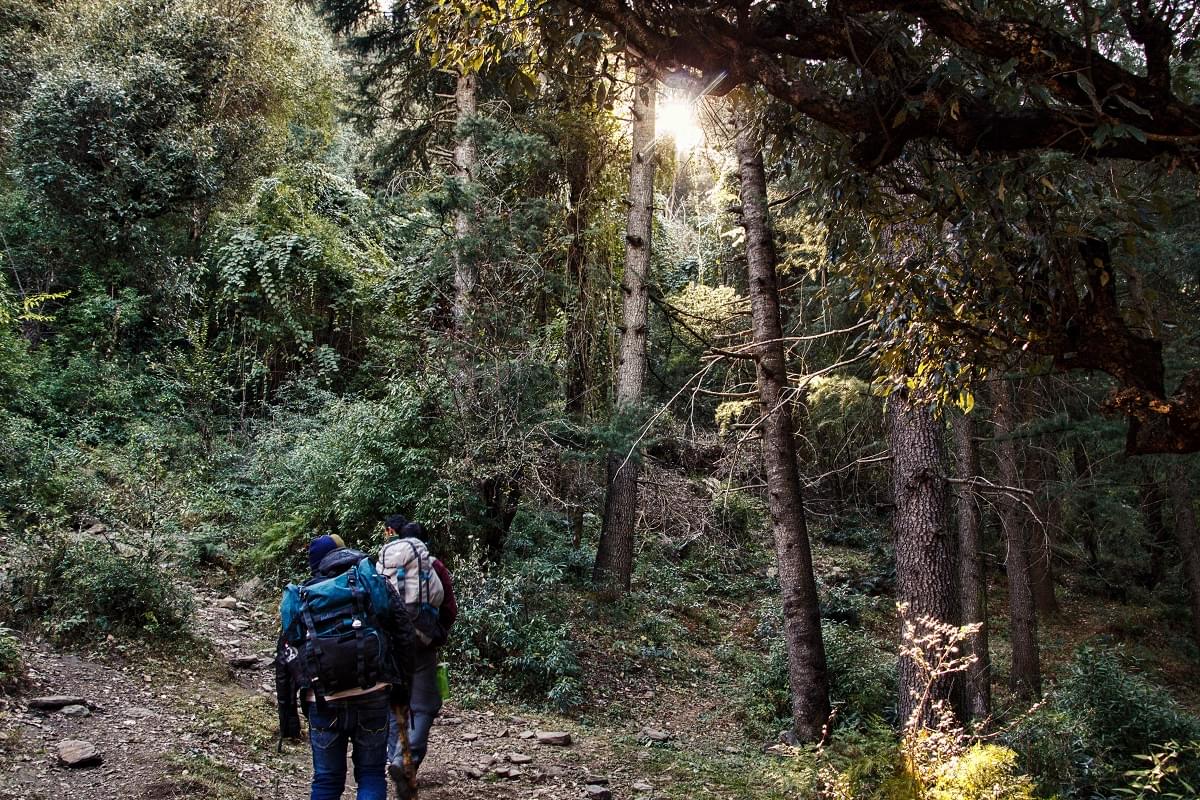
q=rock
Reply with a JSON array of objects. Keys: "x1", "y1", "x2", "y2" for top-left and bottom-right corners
[
  {"x1": 234, "y1": 577, "x2": 263, "y2": 602},
  {"x1": 584, "y1": 786, "x2": 612, "y2": 800},
  {"x1": 29, "y1": 696, "x2": 87, "y2": 712},
  {"x1": 123, "y1": 706, "x2": 154, "y2": 719},
  {"x1": 777, "y1": 729, "x2": 798, "y2": 746},
  {"x1": 541, "y1": 766, "x2": 566, "y2": 778},
  {"x1": 227, "y1": 655, "x2": 262, "y2": 669},
  {"x1": 214, "y1": 596, "x2": 239, "y2": 610},
  {"x1": 465, "y1": 767, "x2": 484, "y2": 779},
  {"x1": 461, "y1": 732, "x2": 479, "y2": 742},
  {"x1": 60, "y1": 705, "x2": 90, "y2": 718},
  {"x1": 584, "y1": 774, "x2": 609, "y2": 785},
  {"x1": 535, "y1": 730, "x2": 572, "y2": 747},
  {"x1": 721, "y1": 745, "x2": 740, "y2": 754},
  {"x1": 507, "y1": 752, "x2": 533, "y2": 764},
  {"x1": 57, "y1": 740, "x2": 101, "y2": 767},
  {"x1": 633, "y1": 781, "x2": 654, "y2": 792},
  {"x1": 639, "y1": 727, "x2": 671, "y2": 743},
  {"x1": 83, "y1": 523, "x2": 107, "y2": 536},
  {"x1": 493, "y1": 765, "x2": 523, "y2": 779}
]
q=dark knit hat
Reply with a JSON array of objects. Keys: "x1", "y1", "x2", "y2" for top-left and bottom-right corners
[
  {"x1": 308, "y1": 534, "x2": 343, "y2": 571},
  {"x1": 400, "y1": 521, "x2": 427, "y2": 543}
]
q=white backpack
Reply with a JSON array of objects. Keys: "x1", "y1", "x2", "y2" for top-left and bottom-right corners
[{"x1": 377, "y1": 537, "x2": 445, "y2": 610}]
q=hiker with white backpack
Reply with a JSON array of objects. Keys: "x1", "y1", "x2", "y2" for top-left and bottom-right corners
[{"x1": 377, "y1": 515, "x2": 458, "y2": 791}]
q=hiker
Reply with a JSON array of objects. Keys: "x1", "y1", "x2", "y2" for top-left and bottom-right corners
[
  {"x1": 378, "y1": 517, "x2": 458, "y2": 783},
  {"x1": 276, "y1": 534, "x2": 415, "y2": 800}
]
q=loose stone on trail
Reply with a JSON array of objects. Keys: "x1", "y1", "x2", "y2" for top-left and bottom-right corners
[
  {"x1": 57, "y1": 740, "x2": 101, "y2": 768},
  {"x1": 535, "y1": 730, "x2": 572, "y2": 746},
  {"x1": 507, "y1": 752, "x2": 533, "y2": 764},
  {"x1": 29, "y1": 696, "x2": 87, "y2": 711},
  {"x1": 584, "y1": 785, "x2": 613, "y2": 800},
  {"x1": 214, "y1": 596, "x2": 239, "y2": 610},
  {"x1": 638, "y1": 727, "x2": 671, "y2": 742},
  {"x1": 60, "y1": 705, "x2": 90, "y2": 718}
]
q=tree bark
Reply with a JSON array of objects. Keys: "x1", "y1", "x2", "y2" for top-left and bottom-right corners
[
  {"x1": 1025, "y1": 443, "x2": 1060, "y2": 616},
  {"x1": 990, "y1": 379, "x2": 1041, "y2": 700},
  {"x1": 952, "y1": 412, "x2": 990, "y2": 723},
  {"x1": 1168, "y1": 461, "x2": 1200, "y2": 650},
  {"x1": 1138, "y1": 465, "x2": 1172, "y2": 590},
  {"x1": 593, "y1": 66, "x2": 655, "y2": 594},
  {"x1": 452, "y1": 72, "x2": 478, "y2": 332},
  {"x1": 888, "y1": 392, "x2": 961, "y2": 729},
  {"x1": 736, "y1": 118, "x2": 830, "y2": 742},
  {"x1": 564, "y1": 129, "x2": 595, "y2": 550}
]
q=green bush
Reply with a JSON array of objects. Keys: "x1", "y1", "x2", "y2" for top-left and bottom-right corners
[
  {"x1": 1007, "y1": 646, "x2": 1200, "y2": 797},
  {"x1": 444, "y1": 553, "x2": 582, "y2": 712},
  {"x1": 0, "y1": 627, "x2": 25, "y2": 691},
  {"x1": 3, "y1": 537, "x2": 193, "y2": 642},
  {"x1": 740, "y1": 617, "x2": 897, "y2": 739}
]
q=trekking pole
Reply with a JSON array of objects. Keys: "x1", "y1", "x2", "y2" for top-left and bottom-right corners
[{"x1": 390, "y1": 704, "x2": 419, "y2": 800}]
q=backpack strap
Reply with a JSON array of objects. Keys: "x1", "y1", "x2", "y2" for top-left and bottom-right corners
[{"x1": 299, "y1": 588, "x2": 326, "y2": 696}]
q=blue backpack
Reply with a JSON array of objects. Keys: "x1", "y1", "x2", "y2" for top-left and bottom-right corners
[{"x1": 278, "y1": 555, "x2": 393, "y2": 698}]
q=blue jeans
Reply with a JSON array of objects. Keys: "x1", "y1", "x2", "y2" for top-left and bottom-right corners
[
  {"x1": 387, "y1": 649, "x2": 442, "y2": 770},
  {"x1": 307, "y1": 691, "x2": 390, "y2": 800}
]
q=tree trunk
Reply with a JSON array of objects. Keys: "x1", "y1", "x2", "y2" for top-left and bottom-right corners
[
  {"x1": 952, "y1": 412, "x2": 991, "y2": 723},
  {"x1": 593, "y1": 66, "x2": 655, "y2": 594},
  {"x1": 1139, "y1": 464, "x2": 1172, "y2": 589},
  {"x1": 452, "y1": 72, "x2": 478, "y2": 332},
  {"x1": 991, "y1": 379, "x2": 1041, "y2": 700},
  {"x1": 888, "y1": 392, "x2": 961, "y2": 729},
  {"x1": 1025, "y1": 442, "x2": 1060, "y2": 616},
  {"x1": 1072, "y1": 440, "x2": 1100, "y2": 566},
  {"x1": 736, "y1": 121, "x2": 830, "y2": 742},
  {"x1": 1168, "y1": 461, "x2": 1200, "y2": 650},
  {"x1": 564, "y1": 132, "x2": 594, "y2": 550}
]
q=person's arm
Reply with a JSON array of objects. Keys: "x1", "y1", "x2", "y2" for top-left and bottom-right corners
[
  {"x1": 378, "y1": 579, "x2": 415, "y2": 707},
  {"x1": 433, "y1": 559, "x2": 457, "y2": 631},
  {"x1": 274, "y1": 633, "x2": 301, "y2": 745}
]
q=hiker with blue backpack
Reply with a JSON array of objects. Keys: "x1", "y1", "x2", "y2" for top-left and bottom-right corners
[
  {"x1": 275, "y1": 533, "x2": 416, "y2": 800},
  {"x1": 377, "y1": 517, "x2": 457, "y2": 789}
]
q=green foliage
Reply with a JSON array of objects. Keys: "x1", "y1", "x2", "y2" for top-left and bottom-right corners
[
  {"x1": 819, "y1": 726, "x2": 1037, "y2": 800},
  {"x1": 1120, "y1": 740, "x2": 1200, "y2": 800},
  {"x1": 244, "y1": 383, "x2": 462, "y2": 577},
  {"x1": 1007, "y1": 646, "x2": 1200, "y2": 798},
  {"x1": 0, "y1": 626, "x2": 24, "y2": 691},
  {"x1": 925, "y1": 744, "x2": 1037, "y2": 800},
  {"x1": 445, "y1": 551, "x2": 583, "y2": 712},
  {"x1": 741, "y1": 617, "x2": 897, "y2": 739},
  {"x1": 3, "y1": 538, "x2": 193, "y2": 642}
]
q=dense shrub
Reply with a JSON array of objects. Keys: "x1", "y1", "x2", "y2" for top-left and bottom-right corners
[
  {"x1": 740, "y1": 617, "x2": 897, "y2": 738},
  {"x1": 0, "y1": 627, "x2": 25, "y2": 691},
  {"x1": 445, "y1": 552, "x2": 582, "y2": 712},
  {"x1": 819, "y1": 726, "x2": 1036, "y2": 800},
  {"x1": 3, "y1": 537, "x2": 193, "y2": 642},
  {"x1": 1007, "y1": 646, "x2": 1200, "y2": 797}
]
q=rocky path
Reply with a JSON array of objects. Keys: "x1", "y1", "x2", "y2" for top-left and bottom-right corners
[{"x1": 0, "y1": 586, "x2": 681, "y2": 800}]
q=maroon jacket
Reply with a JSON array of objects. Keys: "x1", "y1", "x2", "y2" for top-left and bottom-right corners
[{"x1": 432, "y1": 558, "x2": 457, "y2": 631}]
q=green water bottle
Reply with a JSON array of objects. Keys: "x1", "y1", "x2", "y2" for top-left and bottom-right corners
[{"x1": 436, "y1": 662, "x2": 450, "y2": 701}]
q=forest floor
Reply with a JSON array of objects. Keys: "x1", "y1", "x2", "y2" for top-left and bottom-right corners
[{"x1": 0, "y1": 582, "x2": 806, "y2": 800}]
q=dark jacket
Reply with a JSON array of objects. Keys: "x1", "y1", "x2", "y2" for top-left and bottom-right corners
[
  {"x1": 431, "y1": 558, "x2": 457, "y2": 631},
  {"x1": 275, "y1": 547, "x2": 416, "y2": 742}
]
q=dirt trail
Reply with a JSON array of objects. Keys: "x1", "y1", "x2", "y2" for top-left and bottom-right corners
[{"x1": 0, "y1": 586, "x2": 681, "y2": 800}]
